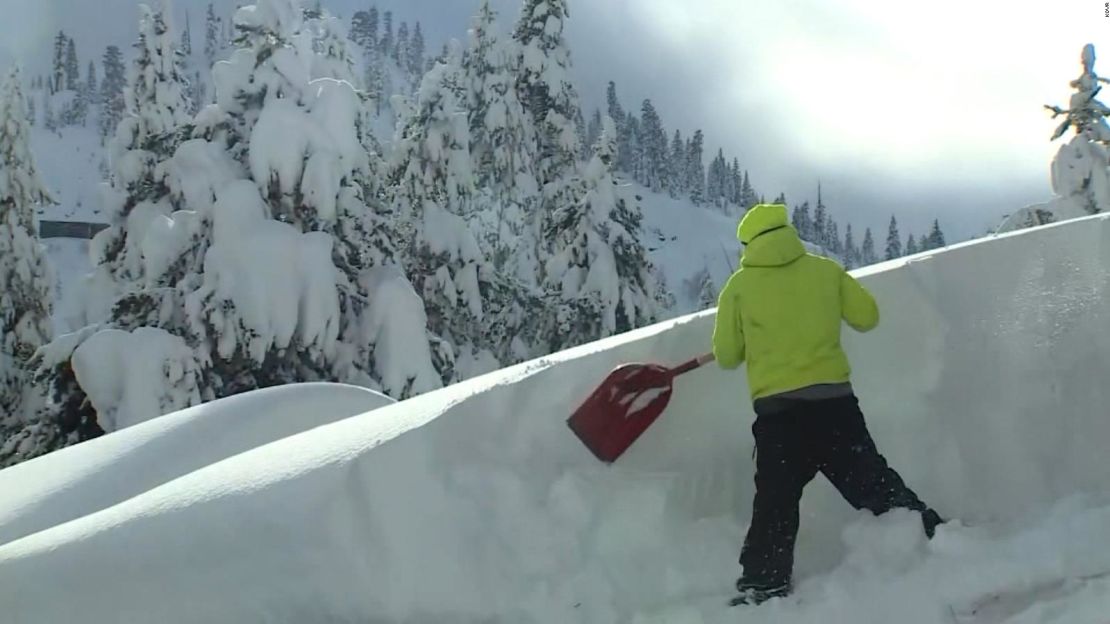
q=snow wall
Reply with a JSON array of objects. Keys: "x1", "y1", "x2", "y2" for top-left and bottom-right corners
[{"x1": 1, "y1": 215, "x2": 1109, "y2": 623}]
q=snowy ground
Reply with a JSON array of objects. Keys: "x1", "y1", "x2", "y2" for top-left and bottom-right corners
[
  {"x1": 1, "y1": 214, "x2": 1108, "y2": 623},
  {"x1": 0, "y1": 383, "x2": 394, "y2": 546}
]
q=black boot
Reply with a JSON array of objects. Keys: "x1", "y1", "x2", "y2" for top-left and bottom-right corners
[
  {"x1": 922, "y1": 509, "x2": 944, "y2": 539},
  {"x1": 730, "y1": 579, "x2": 792, "y2": 606}
]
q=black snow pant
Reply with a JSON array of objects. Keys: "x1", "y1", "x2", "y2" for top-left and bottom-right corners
[{"x1": 738, "y1": 394, "x2": 941, "y2": 590}]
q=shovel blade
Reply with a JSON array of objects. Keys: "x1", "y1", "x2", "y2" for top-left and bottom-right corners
[{"x1": 567, "y1": 363, "x2": 675, "y2": 464}]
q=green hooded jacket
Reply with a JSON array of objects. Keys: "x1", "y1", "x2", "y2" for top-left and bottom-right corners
[{"x1": 712, "y1": 204, "x2": 879, "y2": 401}]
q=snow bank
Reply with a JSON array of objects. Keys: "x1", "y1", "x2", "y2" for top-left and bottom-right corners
[
  {"x1": 0, "y1": 383, "x2": 393, "y2": 547},
  {"x1": 2, "y1": 215, "x2": 1110, "y2": 623}
]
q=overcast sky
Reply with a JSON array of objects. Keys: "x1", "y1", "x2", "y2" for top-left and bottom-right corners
[{"x1": 2, "y1": 0, "x2": 1107, "y2": 240}]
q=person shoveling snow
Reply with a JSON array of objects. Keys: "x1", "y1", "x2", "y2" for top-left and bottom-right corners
[{"x1": 712, "y1": 203, "x2": 946, "y2": 606}]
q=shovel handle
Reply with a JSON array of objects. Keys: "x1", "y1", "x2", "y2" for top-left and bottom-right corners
[{"x1": 669, "y1": 352, "x2": 716, "y2": 378}]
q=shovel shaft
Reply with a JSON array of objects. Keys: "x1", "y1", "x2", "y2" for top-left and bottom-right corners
[{"x1": 669, "y1": 352, "x2": 716, "y2": 378}]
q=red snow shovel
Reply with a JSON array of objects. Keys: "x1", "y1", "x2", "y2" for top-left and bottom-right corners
[{"x1": 567, "y1": 352, "x2": 716, "y2": 464}]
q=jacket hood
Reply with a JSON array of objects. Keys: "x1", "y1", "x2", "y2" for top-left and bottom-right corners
[{"x1": 737, "y1": 204, "x2": 806, "y2": 268}]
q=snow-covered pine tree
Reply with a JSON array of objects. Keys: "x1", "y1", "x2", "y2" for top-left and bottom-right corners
[
  {"x1": 704, "y1": 154, "x2": 718, "y2": 204},
  {"x1": 843, "y1": 223, "x2": 858, "y2": 269},
  {"x1": 408, "y1": 22, "x2": 426, "y2": 76},
  {"x1": 905, "y1": 233, "x2": 918, "y2": 255},
  {"x1": 51, "y1": 31, "x2": 67, "y2": 94},
  {"x1": 718, "y1": 160, "x2": 731, "y2": 207},
  {"x1": 812, "y1": 192, "x2": 828, "y2": 248},
  {"x1": 706, "y1": 149, "x2": 724, "y2": 208},
  {"x1": 367, "y1": 7, "x2": 380, "y2": 51},
  {"x1": 725, "y1": 156, "x2": 738, "y2": 208},
  {"x1": 204, "y1": 3, "x2": 220, "y2": 67},
  {"x1": 85, "y1": 60, "x2": 97, "y2": 100},
  {"x1": 65, "y1": 37, "x2": 80, "y2": 91},
  {"x1": 574, "y1": 105, "x2": 588, "y2": 161},
  {"x1": 718, "y1": 152, "x2": 732, "y2": 207},
  {"x1": 205, "y1": 0, "x2": 436, "y2": 397},
  {"x1": 41, "y1": 89, "x2": 56, "y2": 132},
  {"x1": 606, "y1": 81, "x2": 623, "y2": 126},
  {"x1": 432, "y1": 42, "x2": 450, "y2": 67},
  {"x1": 729, "y1": 158, "x2": 742, "y2": 207},
  {"x1": 463, "y1": 0, "x2": 540, "y2": 286},
  {"x1": 861, "y1": 227, "x2": 877, "y2": 265},
  {"x1": 349, "y1": 10, "x2": 373, "y2": 51},
  {"x1": 67, "y1": 76, "x2": 90, "y2": 127},
  {"x1": 87, "y1": 1, "x2": 195, "y2": 303},
  {"x1": 668, "y1": 128, "x2": 684, "y2": 197},
  {"x1": 624, "y1": 111, "x2": 643, "y2": 183},
  {"x1": 513, "y1": 0, "x2": 581, "y2": 188},
  {"x1": 586, "y1": 108, "x2": 602, "y2": 153},
  {"x1": 884, "y1": 214, "x2": 902, "y2": 260},
  {"x1": 379, "y1": 11, "x2": 393, "y2": 58},
  {"x1": 539, "y1": 116, "x2": 661, "y2": 352},
  {"x1": 394, "y1": 21, "x2": 409, "y2": 66},
  {"x1": 827, "y1": 220, "x2": 841, "y2": 257},
  {"x1": 23, "y1": 0, "x2": 439, "y2": 467},
  {"x1": 0, "y1": 68, "x2": 57, "y2": 467},
  {"x1": 606, "y1": 81, "x2": 629, "y2": 173},
  {"x1": 306, "y1": 9, "x2": 359, "y2": 84},
  {"x1": 26, "y1": 95, "x2": 35, "y2": 127},
  {"x1": 686, "y1": 129, "x2": 705, "y2": 204},
  {"x1": 390, "y1": 49, "x2": 526, "y2": 379},
  {"x1": 1002, "y1": 44, "x2": 1110, "y2": 232},
  {"x1": 99, "y1": 45, "x2": 127, "y2": 140},
  {"x1": 364, "y1": 43, "x2": 387, "y2": 114},
  {"x1": 792, "y1": 201, "x2": 812, "y2": 242},
  {"x1": 640, "y1": 99, "x2": 667, "y2": 193},
  {"x1": 740, "y1": 171, "x2": 757, "y2": 210},
  {"x1": 181, "y1": 10, "x2": 193, "y2": 56},
  {"x1": 1047, "y1": 43, "x2": 1110, "y2": 211},
  {"x1": 927, "y1": 219, "x2": 946, "y2": 249}
]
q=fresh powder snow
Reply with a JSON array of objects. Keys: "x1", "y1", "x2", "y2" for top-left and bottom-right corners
[
  {"x1": 0, "y1": 382, "x2": 394, "y2": 546},
  {"x1": 1, "y1": 212, "x2": 1109, "y2": 623}
]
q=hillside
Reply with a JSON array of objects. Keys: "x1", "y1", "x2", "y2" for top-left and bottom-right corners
[{"x1": 30, "y1": 122, "x2": 753, "y2": 327}]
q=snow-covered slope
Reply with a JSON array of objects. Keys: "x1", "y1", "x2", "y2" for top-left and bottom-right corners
[
  {"x1": 31, "y1": 128, "x2": 755, "y2": 329},
  {"x1": 0, "y1": 383, "x2": 393, "y2": 546},
  {"x1": 1, "y1": 214, "x2": 1108, "y2": 623},
  {"x1": 637, "y1": 187, "x2": 742, "y2": 311}
]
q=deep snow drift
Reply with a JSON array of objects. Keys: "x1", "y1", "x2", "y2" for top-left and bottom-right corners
[
  {"x1": 2, "y1": 215, "x2": 1110, "y2": 623},
  {"x1": 0, "y1": 383, "x2": 393, "y2": 546}
]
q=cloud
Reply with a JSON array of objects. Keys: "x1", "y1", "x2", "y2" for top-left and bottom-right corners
[
  {"x1": 558, "y1": 0, "x2": 1108, "y2": 238},
  {"x1": 4, "y1": 0, "x2": 1106, "y2": 239}
]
